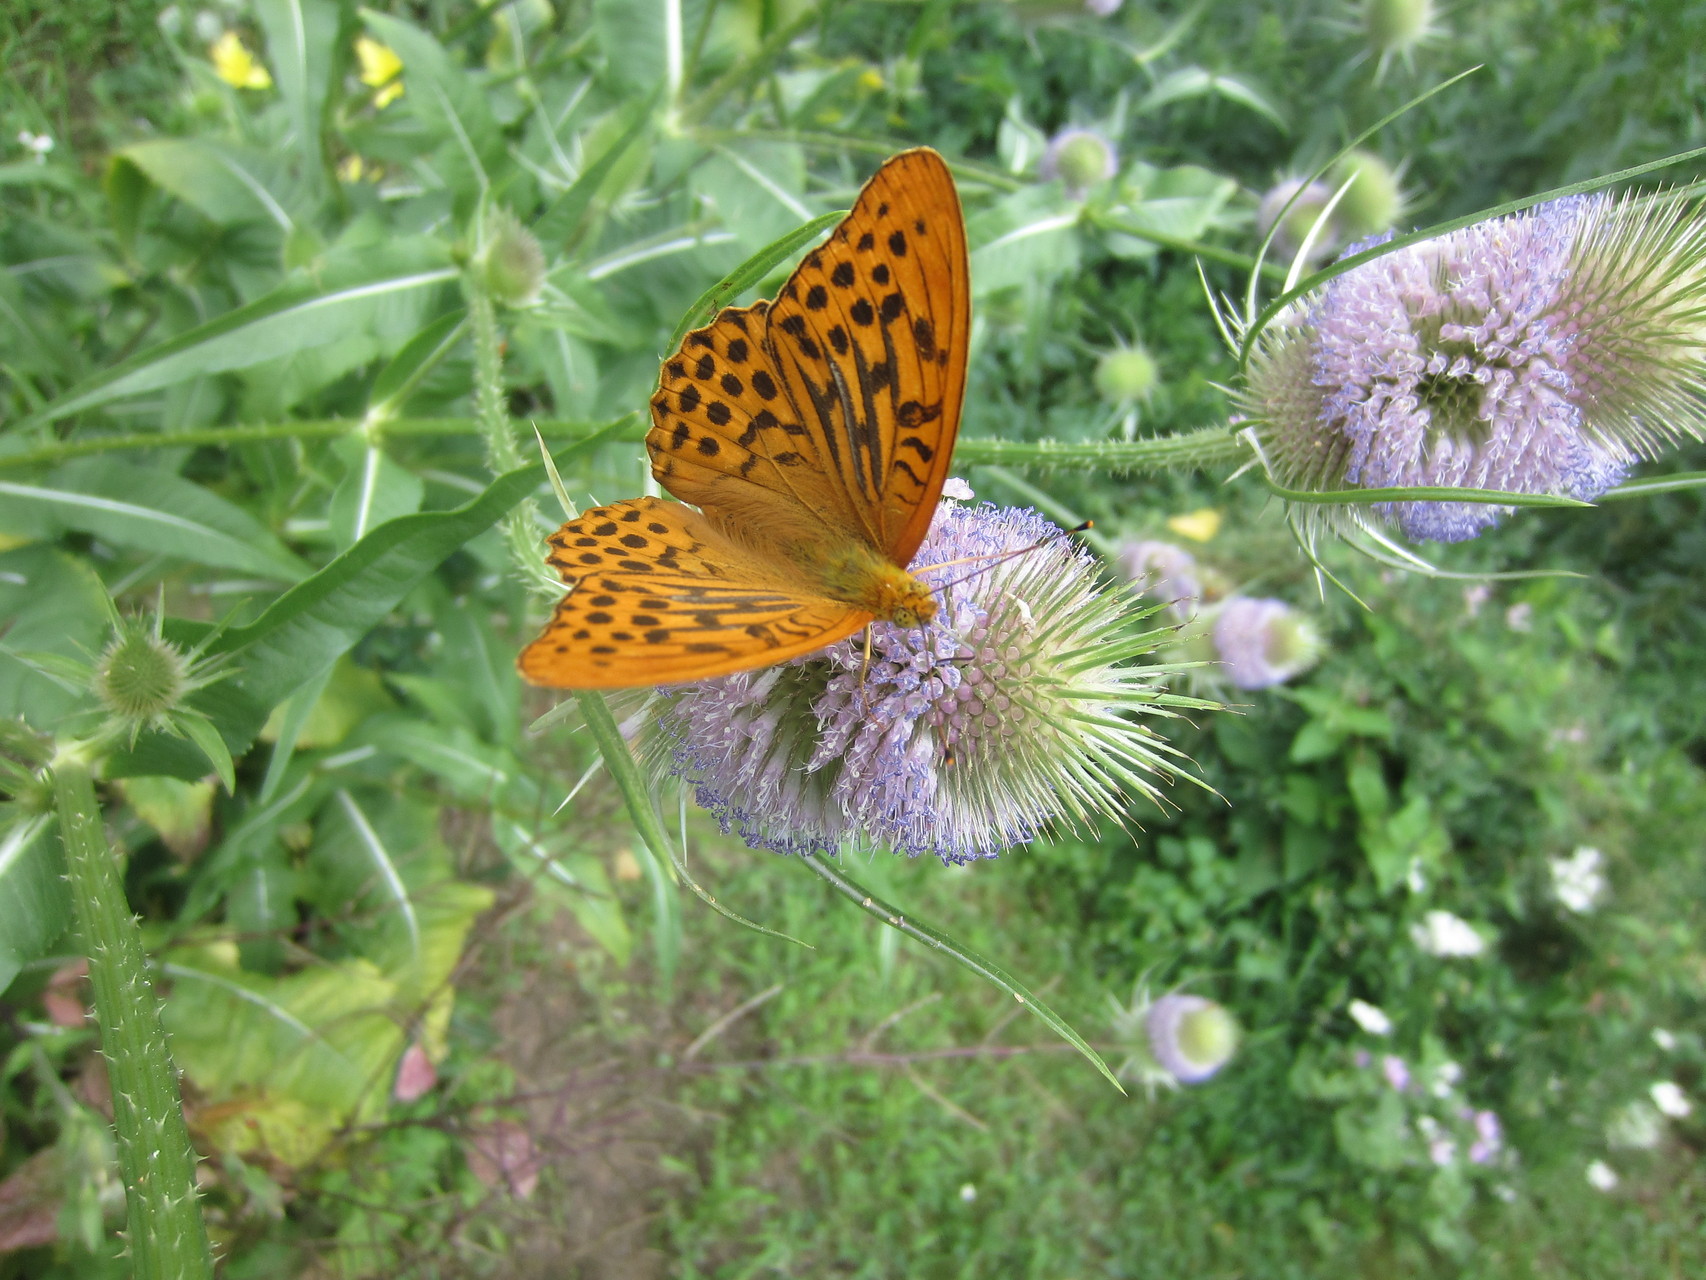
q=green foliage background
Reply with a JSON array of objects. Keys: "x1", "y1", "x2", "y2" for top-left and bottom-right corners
[{"x1": 1, "y1": 1, "x2": 1703, "y2": 1276}]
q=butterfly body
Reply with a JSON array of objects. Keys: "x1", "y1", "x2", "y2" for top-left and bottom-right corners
[{"x1": 520, "y1": 149, "x2": 968, "y2": 689}]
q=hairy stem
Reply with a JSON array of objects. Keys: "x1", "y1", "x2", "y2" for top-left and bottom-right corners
[{"x1": 52, "y1": 746, "x2": 213, "y2": 1279}]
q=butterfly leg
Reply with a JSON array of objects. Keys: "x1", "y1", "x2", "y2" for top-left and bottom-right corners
[{"x1": 854, "y1": 624, "x2": 876, "y2": 715}]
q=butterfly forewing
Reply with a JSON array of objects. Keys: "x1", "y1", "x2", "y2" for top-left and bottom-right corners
[
  {"x1": 765, "y1": 148, "x2": 969, "y2": 565},
  {"x1": 648, "y1": 148, "x2": 969, "y2": 567},
  {"x1": 647, "y1": 300, "x2": 868, "y2": 550},
  {"x1": 517, "y1": 498, "x2": 871, "y2": 688}
]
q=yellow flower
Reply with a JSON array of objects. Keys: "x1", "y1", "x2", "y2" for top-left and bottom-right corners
[
  {"x1": 1166, "y1": 508, "x2": 1222, "y2": 542},
  {"x1": 210, "y1": 31, "x2": 273, "y2": 90},
  {"x1": 355, "y1": 36, "x2": 405, "y2": 107},
  {"x1": 337, "y1": 155, "x2": 365, "y2": 183}
]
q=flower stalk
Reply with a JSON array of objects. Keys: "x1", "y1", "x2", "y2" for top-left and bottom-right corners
[{"x1": 51, "y1": 744, "x2": 213, "y2": 1280}]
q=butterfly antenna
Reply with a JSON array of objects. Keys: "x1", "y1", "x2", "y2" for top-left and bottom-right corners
[{"x1": 923, "y1": 520, "x2": 1094, "y2": 594}]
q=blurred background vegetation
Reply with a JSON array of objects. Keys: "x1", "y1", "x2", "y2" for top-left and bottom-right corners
[{"x1": 1, "y1": 0, "x2": 1703, "y2": 1275}]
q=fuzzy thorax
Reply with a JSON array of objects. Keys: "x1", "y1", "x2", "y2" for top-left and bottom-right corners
[{"x1": 814, "y1": 543, "x2": 938, "y2": 626}]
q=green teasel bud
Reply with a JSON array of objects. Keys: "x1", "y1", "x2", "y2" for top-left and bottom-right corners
[
  {"x1": 1094, "y1": 343, "x2": 1159, "y2": 405},
  {"x1": 93, "y1": 617, "x2": 190, "y2": 727},
  {"x1": 1365, "y1": 0, "x2": 1434, "y2": 56},
  {"x1": 1328, "y1": 149, "x2": 1404, "y2": 237},
  {"x1": 480, "y1": 206, "x2": 546, "y2": 307}
]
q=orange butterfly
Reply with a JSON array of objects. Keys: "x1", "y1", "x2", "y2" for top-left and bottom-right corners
[{"x1": 518, "y1": 149, "x2": 970, "y2": 689}]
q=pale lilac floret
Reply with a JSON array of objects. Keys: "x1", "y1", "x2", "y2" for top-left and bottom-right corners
[
  {"x1": 1310, "y1": 198, "x2": 1630, "y2": 541},
  {"x1": 1210, "y1": 597, "x2": 1322, "y2": 689}
]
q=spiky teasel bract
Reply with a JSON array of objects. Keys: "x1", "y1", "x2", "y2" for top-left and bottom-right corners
[
  {"x1": 650, "y1": 500, "x2": 1215, "y2": 865},
  {"x1": 1238, "y1": 190, "x2": 1706, "y2": 544}
]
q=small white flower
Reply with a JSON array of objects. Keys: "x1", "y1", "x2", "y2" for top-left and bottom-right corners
[
  {"x1": 958, "y1": 1182, "x2": 978, "y2": 1203},
  {"x1": 1651, "y1": 1081, "x2": 1692, "y2": 1119},
  {"x1": 1606, "y1": 1101, "x2": 1665, "y2": 1150},
  {"x1": 1653, "y1": 1028, "x2": 1677, "y2": 1052},
  {"x1": 1347, "y1": 999, "x2": 1393, "y2": 1036},
  {"x1": 940, "y1": 477, "x2": 975, "y2": 501},
  {"x1": 1585, "y1": 1159, "x2": 1619, "y2": 1192},
  {"x1": 1410, "y1": 910, "x2": 1487, "y2": 958},
  {"x1": 1550, "y1": 845, "x2": 1607, "y2": 913},
  {"x1": 1505, "y1": 602, "x2": 1534, "y2": 632},
  {"x1": 1428, "y1": 1136, "x2": 1458, "y2": 1166},
  {"x1": 16, "y1": 130, "x2": 54, "y2": 162},
  {"x1": 1431, "y1": 1060, "x2": 1462, "y2": 1098}
]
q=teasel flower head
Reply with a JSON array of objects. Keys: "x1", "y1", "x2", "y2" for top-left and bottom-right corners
[
  {"x1": 1117, "y1": 540, "x2": 1201, "y2": 621},
  {"x1": 1110, "y1": 984, "x2": 1241, "y2": 1091},
  {"x1": 1210, "y1": 597, "x2": 1325, "y2": 689},
  {"x1": 1361, "y1": 0, "x2": 1441, "y2": 79},
  {"x1": 1239, "y1": 191, "x2": 1706, "y2": 543},
  {"x1": 1040, "y1": 128, "x2": 1118, "y2": 199},
  {"x1": 652, "y1": 500, "x2": 1213, "y2": 865},
  {"x1": 479, "y1": 206, "x2": 546, "y2": 308}
]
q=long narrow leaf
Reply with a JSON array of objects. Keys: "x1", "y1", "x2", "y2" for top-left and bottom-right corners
[
  {"x1": 0, "y1": 459, "x2": 311, "y2": 581},
  {"x1": 26, "y1": 246, "x2": 456, "y2": 427},
  {"x1": 796, "y1": 853, "x2": 1125, "y2": 1092}
]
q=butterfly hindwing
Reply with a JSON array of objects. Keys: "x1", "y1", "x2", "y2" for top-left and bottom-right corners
[{"x1": 517, "y1": 498, "x2": 871, "y2": 688}]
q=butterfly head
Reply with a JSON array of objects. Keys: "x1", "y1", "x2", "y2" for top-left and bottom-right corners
[
  {"x1": 866, "y1": 567, "x2": 938, "y2": 628},
  {"x1": 846, "y1": 559, "x2": 941, "y2": 628}
]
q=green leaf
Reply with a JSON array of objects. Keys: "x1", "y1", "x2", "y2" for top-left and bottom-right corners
[
  {"x1": 0, "y1": 459, "x2": 312, "y2": 581},
  {"x1": 366, "y1": 311, "x2": 466, "y2": 417},
  {"x1": 1135, "y1": 66, "x2": 1288, "y2": 130},
  {"x1": 968, "y1": 187, "x2": 1081, "y2": 297},
  {"x1": 0, "y1": 546, "x2": 112, "y2": 725},
  {"x1": 203, "y1": 422, "x2": 630, "y2": 752},
  {"x1": 326, "y1": 441, "x2": 425, "y2": 547},
  {"x1": 110, "y1": 138, "x2": 301, "y2": 230},
  {"x1": 0, "y1": 814, "x2": 71, "y2": 994},
  {"x1": 665, "y1": 209, "x2": 845, "y2": 354},
  {"x1": 253, "y1": 0, "x2": 341, "y2": 189},
  {"x1": 25, "y1": 242, "x2": 456, "y2": 427},
  {"x1": 179, "y1": 713, "x2": 237, "y2": 794},
  {"x1": 359, "y1": 10, "x2": 501, "y2": 198},
  {"x1": 532, "y1": 98, "x2": 657, "y2": 252}
]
